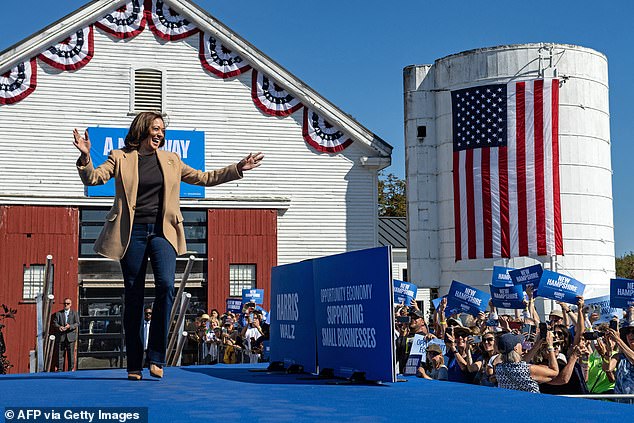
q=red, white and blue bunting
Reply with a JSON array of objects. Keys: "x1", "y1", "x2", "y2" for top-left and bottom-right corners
[
  {"x1": 146, "y1": 0, "x2": 198, "y2": 41},
  {"x1": 302, "y1": 108, "x2": 353, "y2": 153},
  {"x1": 0, "y1": 1, "x2": 355, "y2": 154},
  {"x1": 251, "y1": 70, "x2": 302, "y2": 117},
  {"x1": 95, "y1": 0, "x2": 146, "y2": 39},
  {"x1": 0, "y1": 58, "x2": 37, "y2": 105},
  {"x1": 38, "y1": 26, "x2": 94, "y2": 71},
  {"x1": 199, "y1": 32, "x2": 251, "y2": 78}
]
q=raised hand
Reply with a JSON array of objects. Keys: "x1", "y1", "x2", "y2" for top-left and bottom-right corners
[
  {"x1": 238, "y1": 152, "x2": 264, "y2": 172},
  {"x1": 72, "y1": 128, "x2": 91, "y2": 156}
]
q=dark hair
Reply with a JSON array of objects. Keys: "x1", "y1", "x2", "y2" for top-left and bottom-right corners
[{"x1": 123, "y1": 111, "x2": 165, "y2": 151}]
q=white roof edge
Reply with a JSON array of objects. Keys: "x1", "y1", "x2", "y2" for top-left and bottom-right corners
[{"x1": 0, "y1": 0, "x2": 392, "y2": 158}]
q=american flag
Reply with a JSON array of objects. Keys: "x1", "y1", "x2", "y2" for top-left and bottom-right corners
[{"x1": 451, "y1": 79, "x2": 563, "y2": 260}]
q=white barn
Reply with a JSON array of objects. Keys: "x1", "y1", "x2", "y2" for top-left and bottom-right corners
[{"x1": 0, "y1": 0, "x2": 391, "y2": 372}]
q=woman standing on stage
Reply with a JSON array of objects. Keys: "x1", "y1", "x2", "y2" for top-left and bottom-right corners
[{"x1": 73, "y1": 112, "x2": 263, "y2": 380}]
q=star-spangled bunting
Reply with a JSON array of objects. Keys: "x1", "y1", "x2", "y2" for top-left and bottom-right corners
[
  {"x1": 251, "y1": 70, "x2": 302, "y2": 116},
  {"x1": 0, "y1": 59, "x2": 37, "y2": 105},
  {"x1": 451, "y1": 79, "x2": 563, "y2": 260},
  {"x1": 38, "y1": 26, "x2": 94, "y2": 71},
  {"x1": 0, "y1": 1, "x2": 356, "y2": 155},
  {"x1": 199, "y1": 32, "x2": 251, "y2": 78},
  {"x1": 95, "y1": 0, "x2": 146, "y2": 39},
  {"x1": 302, "y1": 108, "x2": 353, "y2": 153},
  {"x1": 146, "y1": 0, "x2": 198, "y2": 41}
]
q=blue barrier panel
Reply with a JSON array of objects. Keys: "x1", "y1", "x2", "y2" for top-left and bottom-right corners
[
  {"x1": 538, "y1": 270, "x2": 585, "y2": 304},
  {"x1": 314, "y1": 246, "x2": 395, "y2": 382},
  {"x1": 269, "y1": 260, "x2": 317, "y2": 373},
  {"x1": 610, "y1": 278, "x2": 634, "y2": 308},
  {"x1": 86, "y1": 127, "x2": 205, "y2": 198}
]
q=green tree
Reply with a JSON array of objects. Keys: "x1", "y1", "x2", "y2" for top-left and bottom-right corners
[
  {"x1": 615, "y1": 252, "x2": 634, "y2": 279},
  {"x1": 378, "y1": 172, "x2": 406, "y2": 217}
]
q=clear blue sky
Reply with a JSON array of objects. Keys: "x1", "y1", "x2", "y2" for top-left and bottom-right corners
[{"x1": 2, "y1": 0, "x2": 634, "y2": 256}]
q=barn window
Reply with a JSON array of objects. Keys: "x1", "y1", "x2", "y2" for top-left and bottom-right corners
[
  {"x1": 228, "y1": 264, "x2": 256, "y2": 297},
  {"x1": 132, "y1": 68, "x2": 164, "y2": 113},
  {"x1": 23, "y1": 264, "x2": 53, "y2": 300}
]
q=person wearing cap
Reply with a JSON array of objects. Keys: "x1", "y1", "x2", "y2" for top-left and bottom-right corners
[
  {"x1": 548, "y1": 309, "x2": 565, "y2": 329},
  {"x1": 604, "y1": 315, "x2": 634, "y2": 397},
  {"x1": 493, "y1": 330, "x2": 559, "y2": 393},
  {"x1": 444, "y1": 324, "x2": 475, "y2": 383},
  {"x1": 395, "y1": 308, "x2": 432, "y2": 374},
  {"x1": 416, "y1": 343, "x2": 448, "y2": 381}
]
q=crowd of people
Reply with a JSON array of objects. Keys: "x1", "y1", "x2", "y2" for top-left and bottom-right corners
[
  {"x1": 396, "y1": 290, "x2": 634, "y2": 399},
  {"x1": 188, "y1": 303, "x2": 270, "y2": 365}
]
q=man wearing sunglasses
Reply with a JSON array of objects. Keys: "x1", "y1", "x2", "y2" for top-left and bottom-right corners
[{"x1": 53, "y1": 298, "x2": 80, "y2": 372}]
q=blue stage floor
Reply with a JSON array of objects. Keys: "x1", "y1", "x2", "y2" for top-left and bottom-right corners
[{"x1": 1, "y1": 364, "x2": 631, "y2": 422}]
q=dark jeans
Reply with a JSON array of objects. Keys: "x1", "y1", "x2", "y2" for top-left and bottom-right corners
[{"x1": 120, "y1": 223, "x2": 176, "y2": 372}]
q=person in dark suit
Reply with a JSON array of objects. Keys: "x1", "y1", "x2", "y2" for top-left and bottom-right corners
[
  {"x1": 73, "y1": 112, "x2": 263, "y2": 380},
  {"x1": 53, "y1": 298, "x2": 79, "y2": 372}
]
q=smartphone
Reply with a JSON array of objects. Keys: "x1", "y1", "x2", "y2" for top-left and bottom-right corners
[
  {"x1": 508, "y1": 321, "x2": 522, "y2": 330},
  {"x1": 472, "y1": 335, "x2": 482, "y2": 344},
  {"x1": 396, "y1": 316, "x2": 411, "y2": 324},
  {"x1": 582, "y1": 331, "x2": 603, "y2": 340},
  {"x1": 539, "y1": 322, "x2": 548, "y2": 340},
  {"x1": 485, "y1": 319, "x2": 499, "y2": 327},
  {"x1": 249, "y1": 312, "x2": 254, "y2": 320},
  {"x1": 609, "y1": 320, "x2": 619, "y2": 331},
  {"x1": 521, "y1": 324, "x2": 536, "y2": 335}
]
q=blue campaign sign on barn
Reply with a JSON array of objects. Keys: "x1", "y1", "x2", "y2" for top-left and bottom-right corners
[
  {"x1": 447, "y1": 281, "x2": 490, "y2": 316},
  {"x1": 270, "y1": 260, "x2": 317, "y2": 373},
  {"x1": 314, "y1": 246, "x2": 395, "y2": 382},
  {"x1": 538, "y1": 270, "x2": 585, "y2": 304},
  {"x1": 85, "y1": 127, "x2": 205, "y2": 197},
  {"x1": 610, "y1": 278, "x2": 634, "y2": 309}
]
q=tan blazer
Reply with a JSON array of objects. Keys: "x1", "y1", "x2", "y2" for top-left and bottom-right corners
[{"x1": 77, "y1": 149, "x2": 242, "y2": 260}]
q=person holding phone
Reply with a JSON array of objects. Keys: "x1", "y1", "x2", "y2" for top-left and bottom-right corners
[
  {"x1": 469, "y1": 331, "x2": 497, "y2": 386},
  {"x1": 395, "y1": 309, "x2": 432, "y2": 374},
  {"x1": 604, "y1": 318, "x2": 634, "y2": 397},
  {"x1": 416, "y1": 344, "x2": 448, "y2": 381}
]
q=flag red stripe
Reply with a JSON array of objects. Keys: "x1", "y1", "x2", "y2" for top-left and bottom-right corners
[
  {"x1": 465, "y1": 149, "x2": 476, "y2": 259},
  {"x1": 534, "y1": 80, "x2": 546, "y2": 255},
  {"x1": 515, "y1": 82, "x2": 528, "y2": 256},
  {"x1": 481, "y1": 147, "x2": 492, "y2": 258},
  {"x1": 453, "y1": 151, "x2": 462, "y2": 261},
  {"x1": 499, "y1": 146, "x2": 510, "y2": 257},
  {"x1": 552, "y1": 80, "x2": 563, "y2": 254}
]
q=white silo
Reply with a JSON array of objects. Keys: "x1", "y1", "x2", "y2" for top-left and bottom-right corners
[{"x1": 404, "y1": 43, "x2": 614, "y2": 305}]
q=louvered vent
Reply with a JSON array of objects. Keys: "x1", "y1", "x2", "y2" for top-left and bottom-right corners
[{"x1": 134, "y1": 68, "x2": 163, "y2": 112}]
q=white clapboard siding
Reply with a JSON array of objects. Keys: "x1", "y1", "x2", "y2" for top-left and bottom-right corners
[{"x1": 0, "y1": 27, "x2": 383, "y2": 265}]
